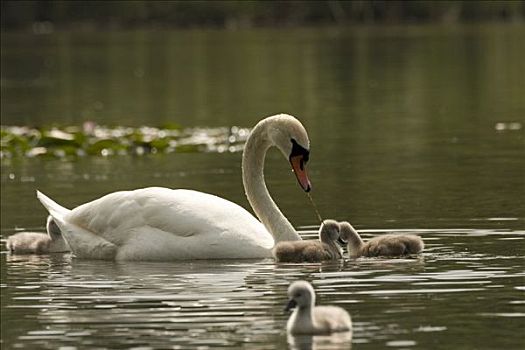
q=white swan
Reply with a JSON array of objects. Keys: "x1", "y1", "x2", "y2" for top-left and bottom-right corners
[
  {"x1": 285, "y1": 280, "x2": 352, "y2": 335},
  {"x1": 339, "y1": 221, "x2": 424, "y2": 258},
  {"x1": 272, "y1": 220, "x2": 343, "y2": 262},
  {"x1": 36, "y1": 114, "x2": 312, "y2": 260},
  {"x1": 6, "y1": 216, "x2": 70, "y2": 254}
]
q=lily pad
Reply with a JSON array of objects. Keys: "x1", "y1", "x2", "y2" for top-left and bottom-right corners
[
  {"x1": 87, "y1": 139, "x2": 127, "y2": 155},
  {"x1": 0, "y1": 123, "x2": 250, "y2": 159}
]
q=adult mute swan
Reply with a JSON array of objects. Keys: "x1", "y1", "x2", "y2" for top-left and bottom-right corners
[
  {"x1": 285, "y1": 280, "x2": 352, "y2": 335},
  {"x1": 338, "y1": 221, "x2": 424, "y2": 258},
  {"x1": 37, "y1": 114, "x2": 311, "y2": 260},
  {"x1": 273, "y1": 219, "x2": 342, "y2": 262}
]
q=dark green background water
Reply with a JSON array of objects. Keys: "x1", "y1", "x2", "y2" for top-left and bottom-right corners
[{"x1": 1, "y1": 25, "x2": 524, "y2": 349}]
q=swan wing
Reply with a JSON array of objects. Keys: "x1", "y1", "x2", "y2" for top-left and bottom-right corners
[
  {"x1": 314, "y1": 306, "x2": 352, "y2": 333},
  {"x1": 38, "y1": 188, "x2": 274, "y2": 260},
  {"x1": 68, "y1": 187, "x2": 269, "y2": 239}
]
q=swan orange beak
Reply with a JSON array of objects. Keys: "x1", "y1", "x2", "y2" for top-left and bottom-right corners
[{"x1": 290, "y1": 154, "x2": 311, "y2": 192}]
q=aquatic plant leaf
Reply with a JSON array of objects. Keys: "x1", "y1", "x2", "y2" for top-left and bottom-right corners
[
  {"x1": 87, "y1": 139, "x2": 126, "y2": 155},
  {"x1": 0, "y1": 123, "x2": 250, "y2": 159},
  {"x1": 150, "y1": 138, "x2": 170, "y2": 151},
  {"x1": 38, "y1": 130, "x2": 81, "y2": 147}
]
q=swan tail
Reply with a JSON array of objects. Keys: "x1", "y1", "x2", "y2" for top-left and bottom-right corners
[
  {"x1": 36, "y1": 190, "x2": 71, "y2": 221},
  {"x1": 36, "y1": 190, "x2": 117, "y2": 259}
]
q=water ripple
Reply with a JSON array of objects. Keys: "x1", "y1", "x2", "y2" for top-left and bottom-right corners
[{"x1": 1, "y1": 228, "x2": 524, "y2": 349}]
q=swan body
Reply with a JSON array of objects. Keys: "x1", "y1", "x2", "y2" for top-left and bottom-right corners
[
  {"x1": 285, "y1": 281, "x2": 352, "y2": 335},
  {"x1": 339, "y1": 221, "x2": 424, "y2": 258},
  {"x1": 6, "y1": 216, "x2": 70, "y2": 254},
  {"x1": 37, "y1": 114, "x2": 312, "y2": 261},
  {"x1": 37, "y1": 188, "x2": 273, "y2": 260},
  {"x1": 273, "y1": 220, "x2": 343, "y2": 262}
]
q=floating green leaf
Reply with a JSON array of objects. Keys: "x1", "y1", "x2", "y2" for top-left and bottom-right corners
[
  {"x1": 87, "y1": 139, "x2": 126, "y2": 155},
  {"x1": 0, "y1": 123, "x2": 251, "y2": 159}
]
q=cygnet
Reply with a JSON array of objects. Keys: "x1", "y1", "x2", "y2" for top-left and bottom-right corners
[
  {"x1": 6, "y1": 216, "x2": 70, "y2": 254},
  {"x1": 273, "y1": 220, "x2": 343, "y2": 262},
  {"x1": 285, "y1": 280, "x2": 352, "y2": 335},
  {"x1": 339, "y1": 221, "x2": 424, "y2": 258}
]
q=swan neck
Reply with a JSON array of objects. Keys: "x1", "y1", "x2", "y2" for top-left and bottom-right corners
[
  {"x1": 345, "y1": 226, "x2": 365, "y2": 256},
  {"x1": 295, "y1": 305, "x2": 314, "y2": 328},
  {"x1": 242, "y1": 123, "x2": 301, "y2": 243},
  {"x1": 326, "y1": 240, "x2": 343, "y2": 259},
  {"x1": 349, "y1": 231, "x2": 364, "y2": 249},
  {"x1": 320, "y1": 230, "x2": 342, "y2": 258}
]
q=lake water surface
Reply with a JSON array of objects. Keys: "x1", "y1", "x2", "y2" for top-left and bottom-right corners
[{"x1": 1, "y1": 25, "x2": 524, "y2": 349}]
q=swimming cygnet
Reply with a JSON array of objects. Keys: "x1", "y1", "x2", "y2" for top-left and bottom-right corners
[
  {"x1": 6, "y1": 216, "x2": 70, "y2": 254},
  {"x1": 272, "y1": 220, "x2": 343, "y2": 262},
  {"x1": 285, "y1": 280, "x2": 352, "y2": 335},
  {"x1": 338, "y1": 221, "x2": 424, "y2": 258}
]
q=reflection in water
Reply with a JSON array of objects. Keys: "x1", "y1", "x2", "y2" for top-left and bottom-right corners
[
  {"x1": 1, "y1": 229, "x2": 524, "y2": 349},
  {"x1": 287, "y1": 331, "x2": 352, "y2": 350}
]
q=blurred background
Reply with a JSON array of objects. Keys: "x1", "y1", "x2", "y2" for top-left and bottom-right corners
[
  {"x1": 1, "y1": 0, "x2": 524, "y2": 227},
  {"x1": 2, "y1": 0, "x2": 524, "y2": 30}
]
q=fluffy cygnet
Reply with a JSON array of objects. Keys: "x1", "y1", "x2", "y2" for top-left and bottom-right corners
[
  {"x1": 272, "y1": 220, "x2": 343, "y2": 262},
  {"x1": 285, "y1": 280, "x2": 352, "y2": 335},
  {"x1": 339, "y1": 221, "x2": 424, "y2": 258},
  {"x1": 6, "y1": 216, "x2": 70, "y2": 254}
]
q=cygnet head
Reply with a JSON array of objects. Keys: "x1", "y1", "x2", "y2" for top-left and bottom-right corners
[
  {"x1": 337, "y1": 221, "x2": 364, "y2": 258},
  {"x1": 338, "y1": 221, "x2": 360, "y2": 243},
  {"x1": 265, "y1": 114, "x2": 311, "y2": 192},
  {"x1": 285, "y1": 280, "x2": 316, "y2": 311},
  {"x1": 319, "y1": 219, "x2": 340, "y2": 242}
]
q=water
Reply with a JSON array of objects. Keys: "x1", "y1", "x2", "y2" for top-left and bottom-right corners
[
  {"x1": 2, "y1": 229, "x2": 524, "y2": 349},
  {"x1": 1, "y1": 24, "x2": 524, "y2": 349}
]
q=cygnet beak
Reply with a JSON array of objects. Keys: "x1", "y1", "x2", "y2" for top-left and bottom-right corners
[
  {"x1": 337, "y1": 237, "x2": 348, "y2": 246},
  {"x1": 284, "y1": 298, "x2": 297, "y2": 312}
]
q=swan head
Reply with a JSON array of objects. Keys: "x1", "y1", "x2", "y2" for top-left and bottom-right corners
[
  {"x1": 337, "y1": 221, "x2": 360, "y2": 246},
  {"x1": 319, "y1": 219, "x2": 341, "y2": 242},
  {"x1": 285, "y1": 280, "x2": 315, "y2": 311},
  {"x1": 267, "y1": 114, "x2": 311, "y2": 192}
]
